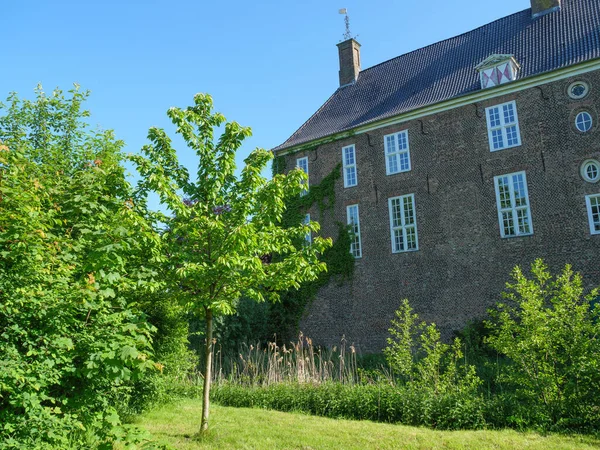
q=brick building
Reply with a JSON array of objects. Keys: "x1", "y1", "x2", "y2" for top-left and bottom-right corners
[{"x1": 272, "y1": 0, "x2": 600, "y2": 352}]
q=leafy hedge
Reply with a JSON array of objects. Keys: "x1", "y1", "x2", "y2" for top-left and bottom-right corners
[{"x1": 211, "y1": 382, "x2": 486, "y2": 430}]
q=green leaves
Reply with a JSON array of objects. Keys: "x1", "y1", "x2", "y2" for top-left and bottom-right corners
[
  {"x1": 0, "y1": 86, "x2": 162, "y2": 447},
  {"x1": 384, "y1": 299, "x2": 419, "y2": 380},
  {"x1": 134, "y1": 93, "x2": 331, "y2": 317},
  {"x1": 486, "y1": 259, "x2": 600, "y2": 426},
  {"x1": 133, "y1": 93, "x2": 333, "y2": 432},
  {"x1": 54, "y1": 338, "x2": 75, "y2": 350},
  {"x1": 384, "y1": 299, "x2": 482, "y2": 398}
]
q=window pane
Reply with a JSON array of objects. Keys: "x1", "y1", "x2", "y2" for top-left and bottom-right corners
[
  {"x1": 503, "y1": 103, "x2": 515, "y2": 124},
  {"x1": 403, "y1": 196, "x2": 414, "y2": 225},
  {"x1": 489, "y1": 107, "x2": 501, "y2": 127},
  {"x1": 344, "y1": 147, "x2": 354, "y2": 165},
  {"x1": 492, "y1": 129, "x2": 504, "y2": 149},
  {"x1": 391, "y1": 199, "x2": 402, "y2": 227},
  {"x1": 385, "y1": 131, "x2": 411, "y2": 174},
  {"x1": 502, "y1": 211, "x2": 515, "y2": 236},
  {"x1": 591, "y1": 197, "x2": 600, "y2": 231},
  {"x1": 297, "y1": 157, "x2": 309, "y2": 195},
  {"x1": 406, "y1": 226, "x2": 417, "y2": 249},
  {"x1": 345, "y1": 167, "x2": 356, "y2": 186},
  {"x1": 303, "y1": 214, "x2": 311, "y2": 245},
  {"x1": 347, "y1": 205, "x2": 361, "y2": 257},
  {"x1": 388, "y1": 154, "x2": 398, "y2": 174},
  {"x1": 516, "y1": 209, "x2": 530, "y2": 234},
  {"x1": 297, "y1": 158, "x2": 308, "y2": 173},
  {"x1": 389, "y1": 195, "x2": 418, "y2": 252},
  {"x1": 487, "y1": 102, "x2": 521, "y2": 151},
  {"x1": 498, "y1": 177, "x2": 511, "y2": 208},
  {"x1": 495, "y1": 171, "x2": 532, "y2": 237},
  {"x1": 394, "y1": 229, "x2": 404, "y2": 252},
  {"x1": 386, "y1": 135, "x2": 396, "y2": 154},
  {"x1": 586, "y1": 163, "x2": 598, "y2": 180},
  {"x1": 512, "y1": 174, "x2": 527, "y2": 207},
  {"x1": 348, "y1": 206, "x2": 357, "y2": 224},
  {"x1": 343, "y1": 146, "x2": 357, "y2": 187},
  {"x1": 398, "y1": 152, "x2": 410, "y2": 171},
  {"x1": 576, "y1": 112, "x2": 593, "y2": 132},
  {"x1": 398, "y1": 132, "x2": 408, "y2": 150},
  {"x1": 506, "y1": 125, "x2": 519, "y2": 146}
]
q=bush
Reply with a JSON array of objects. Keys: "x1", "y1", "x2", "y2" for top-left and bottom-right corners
[
  {"x1": 383, "y1": 300, "x2": 483, "y2": 410},
  {"x1": 0, "y1": 87, "x2": 163, "y2": 447},
  {"x1": 486, "y1": 260, "x2": 600, "y2": 431},
  {"x1": 121, "y1": 292, "x2": 197, "y2": 419}
]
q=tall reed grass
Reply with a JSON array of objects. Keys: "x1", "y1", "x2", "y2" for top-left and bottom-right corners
[{"x1": 210, "y1": 332, "x2": 365, "y2": 386}]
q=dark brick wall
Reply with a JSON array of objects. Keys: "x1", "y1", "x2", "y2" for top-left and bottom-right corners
[{"x1": 280, "y1": 71, "x2": 600, "y2": 353}]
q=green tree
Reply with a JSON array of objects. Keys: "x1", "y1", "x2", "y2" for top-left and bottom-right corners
[
  {"x1": 132, "y1": 93, "x2": 331, "y2": 432},
  {"x1": 0, "y1": 86, "x2": 162, "y2": 448},
  {"x1": 486, "y1": 260, "x2": 600, "y2": 428}
]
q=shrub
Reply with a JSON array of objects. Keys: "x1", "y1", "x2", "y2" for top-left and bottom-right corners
[
  {"x1": 121, "y1": 292, "x2": 197, "y2": 419},
  {"x1": 486, "y1": 259, "x2": 600, "y2": 431},
  {"x1": 0, "y1": 87, "x2": 163, "y2": 447},
  {"x1": 384, "y1": 300, "x2": 483, "y2": 401}
]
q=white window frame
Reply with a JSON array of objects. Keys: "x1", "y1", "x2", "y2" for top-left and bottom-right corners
[
  {"x1": 388, "y1": 194, "x2": 419, "y2": 253},
  {"x1": 342, "y1": 144, "x2": 358, "y2": 188},
  {"x1": 585, "y1": 194, "x2": 600, "y2": 235},
  {"x1": 493, "y1": 171, "x2": 534, "y2": 238},
  {"x1": 384, "y1": 130, "x2": 411, "y2": 175},
  {"x1": 485, "y1": 100, "x2": 521, "y2": 152},
  {"x1": 346, "y1": 204, "x2": 362, "y2": 258},
  {"x1": 575, "y1": 111, "x2": 593, "y2": 133},
  {"x1": 581, "y1": 159, "x2": 600, "y2": 183},
  {"x1": 303, "y1": 213, "x2": 312, "y2": 245},
  {"x1": 296, "y1": 156, "x2": 309, "y2": 195}
]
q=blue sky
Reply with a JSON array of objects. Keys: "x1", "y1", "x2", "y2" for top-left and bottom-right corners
[{"x1": 1, "y1": 0, "x2": 529, "y2": 192}]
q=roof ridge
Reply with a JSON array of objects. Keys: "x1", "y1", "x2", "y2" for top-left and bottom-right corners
[{"x1": 359, "y1": 7, "x2": 531, "y2": 75}]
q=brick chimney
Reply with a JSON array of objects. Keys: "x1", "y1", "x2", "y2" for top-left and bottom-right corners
[
  {"x1": 337, "y1": 38, "x2": 361, "y2": 87},
  {"x1": 531, "y1": 0, "x2": 561, "y2": 18}
]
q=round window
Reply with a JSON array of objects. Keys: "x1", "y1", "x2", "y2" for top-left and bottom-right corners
[
  {"x1": 575, "y1": 111, "x2": 593, "y2": 132},
  {"x1": 568, "y1": 81, "x2": 590, "y2": 100},
  {"x1": 581, "y1": 159, "x2": 600, "y2": 183}
]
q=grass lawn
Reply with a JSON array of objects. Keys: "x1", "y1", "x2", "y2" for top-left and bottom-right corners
[{"x1": 131, "y1": 399, "x2": 600, "y2": 449}]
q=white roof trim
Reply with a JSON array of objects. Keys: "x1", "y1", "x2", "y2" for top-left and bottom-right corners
[{"x1": 475, "y1": 54, "x2": 521, "y2": 71}]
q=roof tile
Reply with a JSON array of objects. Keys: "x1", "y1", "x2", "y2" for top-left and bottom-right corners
[{"x1": 274, "y1": 0, "x2": 600, "y2": 152}]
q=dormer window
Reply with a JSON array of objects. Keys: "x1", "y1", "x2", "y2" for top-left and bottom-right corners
[{"x1": 476, "y1": 54, "x2": 520, "y2": 89}]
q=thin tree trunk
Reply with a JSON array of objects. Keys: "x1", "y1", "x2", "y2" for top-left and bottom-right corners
[{"x1": 200, "y1": 307, "x2": 213, "y2": 433}]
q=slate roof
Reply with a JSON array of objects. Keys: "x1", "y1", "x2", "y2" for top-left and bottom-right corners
[{"x1": 274, "y1": 0, "x2": 600, "y2": 152}]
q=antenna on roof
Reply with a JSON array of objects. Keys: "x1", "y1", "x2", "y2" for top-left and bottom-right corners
[{"x1": 338, "y1": 8, "x2": 355, "y2": 41}]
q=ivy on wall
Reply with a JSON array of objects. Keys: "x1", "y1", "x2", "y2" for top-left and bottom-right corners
[{"x1": 267, "y1": 154, "x2": 355, "y2": 342}]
